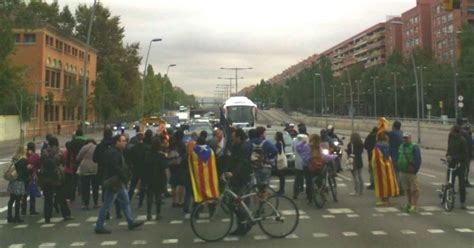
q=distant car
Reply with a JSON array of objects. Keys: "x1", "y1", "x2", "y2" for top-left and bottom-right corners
[
  {"x1": 265, "y1": 130, "x2": 295, "y2": 170},
  {"x1": 183, "y1": 122, "x2": 214, "y2": 143},
  {"x1": 112, "y1": 122, "x2": 126, "y2": 133}
]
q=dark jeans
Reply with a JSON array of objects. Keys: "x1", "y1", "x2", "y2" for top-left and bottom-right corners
[
  {"x1": 464, "y1": 159, "x2": 471, "y2": 183},
  {"x1": 8, "y1": 194, "x2": 22, "y2": 220},
  {"x1": 277, "y1": 169, "x2": 285, "y2": 193},
  {"x1": 367, "y1": 151, "x2": 374, "y2": 186},
  {"x1": 21, "y1": 179, "x2": 36, "y2": 214},
  {"x1": 293, "y1": 169, "x2": 305, "y2": 198},
  {"x1": 128, "y1": 175, "x2": 145, "y2": 205},
  {"x1": 303, "y1": 168, "x2": 314, "y2": 200},
  {"x1": 146, "y1": 187, "x2": 162, "y2": 216},
  {"x1": 43, "y1": 185, "x2": 71, "y2": 221},
  {"x1": 449, "y1": 161, "x2": 467, "y2": 204},
  {"x1": 64, "y1": 173, "x2": 78, "y2": 201},
  {"x1": 81, "y1": 175, "x2": 99, "y2": 206},
  {"x1": 95, "y1": 186, "x2": 134, "y2": 230}
]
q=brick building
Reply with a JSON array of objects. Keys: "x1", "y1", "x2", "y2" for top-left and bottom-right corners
[
  {"x1": 401, "y1": 0, "x2": 436, "y2": 55},
  {"x1": 10, "y1": 25, "x2": 97, "y2": 138}
]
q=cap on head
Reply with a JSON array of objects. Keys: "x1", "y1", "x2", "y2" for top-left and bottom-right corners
[
  {"x1": 402, "y1": 132, "x2": 411, "y2": 138},
  {"x1": 289, "y1": 123, "x2": 295, "y2": 127}
]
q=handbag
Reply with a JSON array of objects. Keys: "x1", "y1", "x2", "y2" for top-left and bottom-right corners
[
  {"x1": 344, "y1": 144, "x2": 355, "y2": 171},
  {"x1": 29, "y1": 179, "x2": 42, "y2": 198},
  {"x1": 103, "y1": 175, "x2": 122, "y2": 192},
  {"x1": 276, "y1": 151, "x2": 288, "y2": 170},
  {"x1": 3, "y1": 160, "x2": 18, "y2": 182}
]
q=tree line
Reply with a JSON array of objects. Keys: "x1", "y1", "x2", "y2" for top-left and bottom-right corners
[
  {"x1": 248, "y1": 24, "x2": 474, "y2": 120},
  {"x1": 0, "y1": 0, "x2": 198, "y2": 125}
]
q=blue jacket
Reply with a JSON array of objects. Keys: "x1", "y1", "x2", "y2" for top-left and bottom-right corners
[
  {"x1": 250, "y1": 137, "x2": 278, "y2": 160},
  {"x1": 388, "y1": 130, "x2": 403, "y2": 164}
]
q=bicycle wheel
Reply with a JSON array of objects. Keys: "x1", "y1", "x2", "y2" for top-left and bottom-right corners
[
  {"x1": 190, "y1": 199, "x2": 234, "y2": 242},
  {"x1": 328, "y1": 176, "x2": 338, "y2": 202},
  {"x1": 312, "y1": 177, "x2": 327, "y2": 209},
  {"x1": 244, "y1": 184, "x2": 277, "y2": 215},
  {"x1": 258, "y1": 195, "x2": 299, "y2": 238},
  {"x1": 443, "y1": 186, "x2": 455, "y2": 212}
]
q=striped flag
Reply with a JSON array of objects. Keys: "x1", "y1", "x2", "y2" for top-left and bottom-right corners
[
  {"x1": 188, "y1": 145, "x2": 220, "y2": 203},
  {"x1": 372, "y1": 143, "x2": 399, "y2": 198}
]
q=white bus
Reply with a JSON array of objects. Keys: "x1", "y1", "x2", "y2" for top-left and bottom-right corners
[{"x1": 222, "y1": 96, "x2": 258, "y2": 129}]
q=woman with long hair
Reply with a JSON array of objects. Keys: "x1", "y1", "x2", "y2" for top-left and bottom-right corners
[
  {"x1": 275, "y1": 131, "x2": 287, "y2": 195},
  {"x1": 7, "y1": 146, "x2": 29, "y2": 223},
  {"x1": 347, "y1": 133, "x2": 364, "y2": 196}
]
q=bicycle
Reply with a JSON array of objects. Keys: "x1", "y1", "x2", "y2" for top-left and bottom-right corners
[
  {"x1": 190, "y1": 177, "x2": 299, "y2": 242},
  {"x1": 437, "y1": 158, "x2": 459, "y2": 212},
  {"x1": 312, "y1": 161, "x2": 338, "y2": 209}
]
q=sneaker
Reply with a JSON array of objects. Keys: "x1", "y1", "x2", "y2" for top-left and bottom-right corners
[
  {"x1": 128, "y1": 221, "x2": 144, "y2": 230},
  {"x1": 95, "y1": 228, "x2": 111, "y2": 234},
  {"x1": 403, "y1": 204, "x2": 411, "y2": 213}
]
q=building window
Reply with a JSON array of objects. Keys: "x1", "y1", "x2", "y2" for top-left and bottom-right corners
[
  {"x1": 45, "y1": 69, "x2": 61, "y2": 89},
  {"x1": 447, "y1": 13, "x2": 453, "y2": 21},
  {"x1": 15, "y1": 33, "x2": 20, "y2": 43},
  {"x1": 24, "y1": 33, "x2": 36, "y2": 43},
  {"x1": 468, "y1": 6, "x2": 474, "y2": 15}
]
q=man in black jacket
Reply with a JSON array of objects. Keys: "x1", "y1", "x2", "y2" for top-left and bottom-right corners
[
  {"x1": 95, "y1": 134, "x2": 144, "y2": 234},
  {"x1": 364, "y1": 127, "x2": 378, "y2": 190},
  {"x1": 127, "y1": 133, "x2": 147, "y2": 206}
]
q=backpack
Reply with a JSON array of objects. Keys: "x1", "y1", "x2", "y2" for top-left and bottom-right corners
[
  {"x1": 251, "y1": 140, "x2": 266, "y2": 168},
  {"x1": 3, "y1": 160, "x2": 18, "y2": 182},
  {"x1": 38, "y1": 150, "x2": 63, "y2": 187},
  {"x1": 308, "y1": 155, "x2": 325, "y2": 173}
]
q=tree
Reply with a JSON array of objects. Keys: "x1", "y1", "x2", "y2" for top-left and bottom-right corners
[{"x1": 57, "y1": 6, "x2": 75, "y2": 36}]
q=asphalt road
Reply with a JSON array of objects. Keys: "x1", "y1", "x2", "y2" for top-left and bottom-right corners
[{"x1": 0, "y1": 117, "x2": 473, "y2": 247}]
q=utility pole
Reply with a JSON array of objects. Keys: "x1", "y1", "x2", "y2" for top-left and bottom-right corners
[
  {"x1": 392, "y1": 72, "x2": 399, "y2": 118},
  {"x1": 411, "y1": 52, "x2": 421, "y2": 144},
  {"x1": 220, "y1": 67, "x2": 252, "y2": 94},
  {"x1": 81, "y1": 0, "x2": 97, "y2": 131},
  {"x1": 417, "y1": 66, "x2": 427, "y2": 119},
  {"x1": 371, "y1": 76, "x2": 378, "y2": 117},
  {"x1": 331, "y1": 85, "x2": 336, "y2": 115},
  {"x1": 347, "y1": 70, "x2": 354, "y2": 133}
]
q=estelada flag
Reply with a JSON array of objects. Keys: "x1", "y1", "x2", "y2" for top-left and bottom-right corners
[
  {"x1": 189, "y1": 144, "x2": 220, "y2": 203},
  {"x1": 372, "y1": 143, "x2": 399, "y2": 198}
]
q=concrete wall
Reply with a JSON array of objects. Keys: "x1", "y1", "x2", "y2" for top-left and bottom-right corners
[{"x1": 0, "y1": 116, "x2": 21, "y2": 142}]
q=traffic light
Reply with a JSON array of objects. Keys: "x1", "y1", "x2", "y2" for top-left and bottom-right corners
[{"x1": 444, "y1": 0, "x2": 461, "y2": 11}]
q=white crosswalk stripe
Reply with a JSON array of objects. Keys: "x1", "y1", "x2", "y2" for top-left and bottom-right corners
[
  {"x1": 70, "y1": 242, "x2": 86, "y2": 247},
  {"x1": 100, "y1": 241, "x2": 118, "y2": 246},
  {"x1": 313, "y1": 233, "x2": 329, "y2": 238},
  {"x1": 427, "y1": 229, "x2": 445, "y2": 234},
  {"x1": 455, "y1": 228, "x2": 474, "y2": 233},
  {"x1": 162, "y1": 239, "x2": 179, "y2": 244},
  {"x1": 285, "y1": 234, "x2": 299, "y2": 239},
  {"x1": 254, "y1": 235, "x2": 269, "y2": 240},
  {"x1": 223, "y1": 236, "x2": 239, "y2": 241},
  {"x1": 8, "y1": 244, "x2": 25, "y2": 248},
  {"x1": 342, "y1": 231, "x2": 358, "y2": 237},
  {"x1": 132, "y1": 240, "x2": 148, "y2": 245},
  {"x1": 401, "y1": 230, "x2": 416, "y2": 235},
  {"x1": 371, "y1": 231, "x2": 387, "y2": 235},
  {"x1": 39, "y1": 243, "x2": 56, "y2": 247}
]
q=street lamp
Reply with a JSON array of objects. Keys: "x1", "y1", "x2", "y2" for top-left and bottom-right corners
[
  {"x1": 346, "y1": 70, "x2": 354, "y2": 133},
  {"x1": 218, "y1": 77, "x2": 242, "y2": 97},
  {"x1": 371, "y1": 76, "x2": 378, "y2": 117},
  {"x1": 416, "y1": 66, "x2": 427, "y2": 119},
  {"x1": 330, "y1": 85, "x2": 336, "y2": 115},
  {"x1": 141, "y1": 38, "x2": 162, "y2": 118},
  {"x1": 220, "y1": 67, "x2": 253, "y2": 94},
  {"x1": 391, "y1": 72, "x2": 400, "y2": 117},
  {"x1": 162, "y1": 63, "x2": 176, "y2": 112}
]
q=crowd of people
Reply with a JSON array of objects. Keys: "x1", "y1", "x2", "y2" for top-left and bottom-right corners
[{"x1": 3, "y1": 117, "x2": 472, "y2": 235}]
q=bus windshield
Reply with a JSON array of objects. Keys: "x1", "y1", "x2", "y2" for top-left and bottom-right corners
[{"x1": 226, "y1": 106, "x2": 254, "y2": 126}]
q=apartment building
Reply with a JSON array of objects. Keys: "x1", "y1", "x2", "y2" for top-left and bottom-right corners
[{"x1": 10, "y1": 25, "x2": 97, "y2": 138}]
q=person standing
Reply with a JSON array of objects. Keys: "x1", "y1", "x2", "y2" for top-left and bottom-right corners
[
  {"x1": 39, "y1": 137, "x2": 73, "y2": 223},
  {"x1": 347, "y1": 133, "x2": 364, "y2": 196},
  {"x1": 76, "y1": 139, "x2": 99, "y2": 210},
  {"x1": 364, "y1": 127, "x2": 378, "y2": 190},
  {"x1": 22, "y1": 142, "x2": 41, "y2": 215},
  {"x1": 372, "y1": 133, "x2": 399, "y2": 206},
  {"x1": 168, "y1": 130, "x2": 186, "y2": 208},
  {"x1": 69, "y1": 129, "x2": 88, "y2": 202},
  {"x1": 143, "y1": 137, "x2": 168, "y2": 221},
  {"x1": 292, "y1": 133, "x2": 308, "y2": 200},
  {"x1": 127, "y1": 133, "x2": 147, "y2": 207},
  {"x1": 95, "y1": 134, "x2": 144, "y2": 234},
  {"x1": 249, "y1": 126, "x2": 277, "y2": 190},
  {"x1": 183, "y1": 132, "x2": 198, "y2": 214},
  {"x1": 388, "y1": 121, "x2": 404, "y2": 195},
  {"x1": 457, "y1": 119, "x2": 472, "y2": 187},
  {"x1": 446, "y1": 125, "x2": 468, "y2": 209},
  {"x1": 397, "y1": 133, "x2": 422, "y2": 213},
  {"x1": 7, "y1": 146, "x2": 29, "y2": 223},
  {"x1": 275, "y1": 131, "x2": 287, "y2": 195}
]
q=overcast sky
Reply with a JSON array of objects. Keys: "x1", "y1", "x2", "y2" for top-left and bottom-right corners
[{"x1": 55, "y1": 0, "x2": 415, "y2": 97}]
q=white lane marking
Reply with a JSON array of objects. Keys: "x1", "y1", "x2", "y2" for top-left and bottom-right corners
[
  {"x1": 347, "y1": 214, "x2": 360, "y2": 218},
  {"x1": 271, "y1": 179, "x2": 295, "y2": 183},
  {"x1": 374, "y1": 207, "x2": 399, "y2": 213},
  {"x1": 193, "y1": 238, "x2": 205, "y2": 243},
  {"x1": 328, "y1": 208, "x2": 353, "y2": 214},
  {"x1": 41, "y1": 224, "x2": 55, "y2": 228},
  {"x1": 170, "y1": 220, "x2": 183, "y2": 224},
  {"x1": 281, "y1": 210, "x2": 299, "y2": 215},
  {"x1": 313, "y1": 233, "x2": 329, "y2": 238},
  {"x1": 427, "y1": 229, "x2": 445, "y2": 234},
  {"x1": 118, "y1": 222, "x2": 127, "y2": 226},
  {"x1": 37, "y1": 219, "x2": 45, "y2": 224},
  {"x1": 455, "y1": 228, "x2": 474, "y2": 233},
  {"x1": 397, "y1": 213, "x2": 409, "y2": 217},
  {"x1": 8, "y1": 244, "x2": 25, "y2": 248},
  {"x1": 342, "y1": 232, "x2": 358, "y2": 237},
  {"x1": 39, "y1": 243, "x2": 56, "y2": 247},
  {"x1": 70, "y1": 242, "x2": 86, "y2": 247},
  {"x1": 401, "y1": 230, "x2": 416, "y2": 235},
  {"x1": 335, "y1": 177, "x2": 343, "y2": 182},
  {"x1": 372, "y1": 214, "x2": 384, "y2": 217},
  {"x1": 300, "y1": 215, "x2": 311, "y2": 219},
  {"x1": 85, "y1": 217, "x2": 97, "y2": 222},
  {"x1": 418, "y1": 172, "x2": 436, "y2": 178},
  {"x1": 196, "y1": 219, "x2": 210, "y2": 224},
  {"x1": 145, "y1": 221, "x2": 157, "y2": 225},
  {"x1": 162, "y1": 239, "x2": 179, "y2": 244},
  {"x1": 467, "y1": 211, "x2": 474, "y2": 215},
  {"x1": 0, "y1": 206, "x2": 8, "y2": 213},
  {"x1": 432, "y1": 182, "x2": 443, "y2": 186},
  {"x1": 467, "y1": 206, "x2": 474, "y2": 210},
  {"x1": 223, "y1": 236, "x2": 239, "y2": 241},
  {"x1": 254, "y1": 235, "x2": 269, "y2": 240},
  {"x1": 372, "y1": 231, "x2": 387, "y2": 236},
  {"x1": 285, "y1": 234, "x2": 299, "y2": 239},
  {"x1": 132, "y1": 240, "x2": 148, "y2": 245},
  {"x1": 420, "y1": 206, "x2": 443, "y2": 212},
  {"x1": 0, "y1": 219, "x2": 7, "y2": 224},
  {"x1": 51, "y1": 217, "x2": 62, "y2": 223},
  {"x1": 221, "y1": 218, "x2": 231, "y2": 222},
  {"x1": 339, "y1": 183, "x2": 347, "y2": 187},
  {"x1": 337, "y1": 174, "x2": 352, "y2": 181},
  {"x1": 322, "y1": 215, "x2": 336, "y2": 218},
  {"x1": 66, "y1": 223, "x2": 81, "y2": 227},
  {"x1": 101, "y1": 241, "x2": 118, "y2": 246},
  {"x1": 420, "y1": 212, "x2": 433, "y2": 216},
  {"x1": 364, "y1": 183, "x2": 371, "y2": 186},
  {"x1": 14, "y1": 224, "x2": 28, "y2": 229}
]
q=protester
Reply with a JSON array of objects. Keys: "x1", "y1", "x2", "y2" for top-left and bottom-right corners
[
  {"x1": 275, "y1": 131, "x2": 287, "y2": 195},
  {"x1": 168, "y1": 130, "x2": 187, "y2": 208},
  {"x1": 292, "y1": 133, "x2": 308, "y2": 200},
  {"x1": 347, "y1": 132, "x2": 364, "y2": 196},
  {"x1": 397, "y1": 133, "x2": 422, "y2": 213},
  {"x1": 183, "y1": 132, "x2": 198, "y2": 214},
  {"x1": 39, "y1": 137, "x2": 73, "y2": 223},
  {"x1": 63, "y1": 142, "x2": 76, "y2": 202},
  {"x1": 69, "y1": 129, "x2": 88, "y2": 202},
  {"x1": 372, "y1": 132, "x2": 399, "y2": 206},
  {"x1": 388, "y1": 121, "x2": 404, "y2": 195},
  {"x1": 143, "y1": 137, "x2": 168, "y2": 220},
  {"x1": 249, "y1": 126, "x2": 277, "y2": 190},
  {"x1": 95, "y1": 134, "x2": 144, "y2": 234},
  {"x1": 127, "y1": 133, "x2": 147, "y2": 207},
  {"x1": 446, "y1": 124, "x2": 468, "y2": 209},
  {"x1": 457, "y1": 119, "x2": 472, "y2": 187},
  {"x1": 76, "y1": 139, "x2": 99, "y2": 210},
  {"x1": 22, "y1": 142, "x2": 41, "y2": 215},
  {"x1": 364, "y1": 127, "x2": 378, "y2": 190},
  {"x1": 7, "y1": 146, "x2": 29, "y2": 223}
]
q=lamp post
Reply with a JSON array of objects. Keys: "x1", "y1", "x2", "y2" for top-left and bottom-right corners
[
  {"x1": 417, "y1": 66, "x2": 427, "y2": 119},
  {"x1": 81, "y1": 0, "x2": 97, "y2": 131},
  {"x1": 371, "y1": 76, "x2": 378, "y2": 117},
  {"x1": 218, "y1": 77, "x2": 242, "y2": 97},
  {"x1": 410, "y1": 52, "x2": 421, "y2": 144},
  {"x1": 330, "y1": 85, "x2": 336, "y2": 115},
  {"x1": 220, "y1": 67, "x2": 253, "y2": 94},
  {"x1": 346, "y1": 70, "x2": 354, "y2": 133},
  {"x1": 392, "y1": 72, "x2": 400, "y2": 117},
  {"x1": 162, "y1": 64, "x2": 176, "y2": 112},
  {"x1": 141, "y1": 38, "x2": 162, "y2": 118}
]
